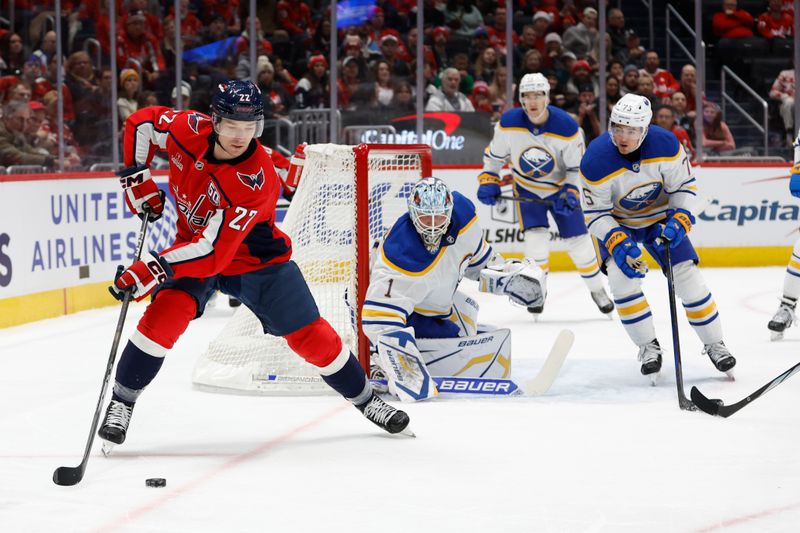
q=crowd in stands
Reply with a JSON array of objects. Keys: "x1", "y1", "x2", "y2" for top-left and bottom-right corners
[{"x1": 0, "y1": 0, "x2": 794, "y2": 170}]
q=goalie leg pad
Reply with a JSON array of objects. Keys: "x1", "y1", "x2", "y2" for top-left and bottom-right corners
[
  {"x1": 377, "y1": 327, "x2": 438, "y2": 402},
  {"x1": 451, "y1": 291, "x2": 480, "y2": 337},
  {"x1": 417, "y1": 328, "x2": 512, "y2": 379}
]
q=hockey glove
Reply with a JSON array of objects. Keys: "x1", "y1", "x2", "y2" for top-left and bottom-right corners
[
  {"x1": 604, "y1": 228, "x2": 646, "y2": 279},
  {"x1": 109, "y1": 251, "x2": 172, "y2": 302},
  {"x1": 477, "y1": 172, "x2": 501, "y2": 205},
  {"x1": 118, "y1": 164, "x2": 165, "y2": 222},
  {"x1": 789, "y1": 165, "x2": 800, "y2": 198},
  {"x1": 552, "y1": 184, "x2": 580, "y2": 216},
  {"x1": 661, "y1": 208, "x2": 694, "y2": 249},
  {"x1": 479, "y1": 258, "x2": 545, "y2": 308}
]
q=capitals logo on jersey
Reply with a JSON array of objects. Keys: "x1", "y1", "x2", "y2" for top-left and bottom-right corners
[
  {"x1": 518, "y1": 146, "x2": 555, "y2": 178},
  {"x1": 237, "y1": 169, "x2": 265, "y2": 191},
  {"x1": 620, "y1": 181, "x2": 663, "y2": 211},
  {"x1": 187, "y1": 112, "x2": 206, "y2": 134}
]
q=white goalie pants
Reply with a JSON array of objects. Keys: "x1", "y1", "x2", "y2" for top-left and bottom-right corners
[{"x1": 606, "y1": 257, "x2": 723, "y2": 347}]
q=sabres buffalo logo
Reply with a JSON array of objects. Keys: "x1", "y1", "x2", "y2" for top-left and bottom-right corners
[
  {"x1": 518, "y1": 146, "x2": 555, "y2": 179},
  {"x1": 237, "y1": 169, "x2": 265, "y2": 191},
  {"x1": 620, "y1": 181, "x2": 663, "y2": 211}
]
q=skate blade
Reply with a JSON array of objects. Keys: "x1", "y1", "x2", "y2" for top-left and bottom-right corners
[
  {"x1": 725, "y1": 369, "x2": 735, "y2": 380},
  {"x1": 648, "y1": 372, "x2": 660, "y2": 386},
  {"x1": 101, "y1": 441, "x2": 116, "y2": 457},
  {"x1": 398, "y1": 427, "x2": 416, "y2": 438},
  {"x1": 770, "y1": 331, "x2": 784, "y2": 341}
]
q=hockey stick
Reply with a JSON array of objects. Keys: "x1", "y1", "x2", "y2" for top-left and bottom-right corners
[
  {"x1": 497, "y1": 195, "x2": 554, "y2": 206},
  {"x1": 662, "y1": 242, "x2": 697, "y2": 411},
  {"x1": 523, "y1": 328, "x2": 574, "y2": 395},
  {"x1": 691, "y1": 361, "x2": 800, "y2": 418},
  {"x1": 53, "y1": 206, "x2": 152, "y2": 486}
]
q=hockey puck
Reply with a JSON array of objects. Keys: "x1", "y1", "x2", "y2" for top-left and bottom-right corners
[{"x1": 145, "y1": 478, "x2": 166, "y2": 488}]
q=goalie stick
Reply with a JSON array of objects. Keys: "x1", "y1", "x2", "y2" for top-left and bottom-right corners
[
  {"x1": 690, "y1": 361, "x2": 800, "y2": 418},
  {"x1": 371, "y1": 329, "x2": 574, "y2": 397},
  {"x1": 53, "y1": 205, "x2": 152, "y2": 486}
]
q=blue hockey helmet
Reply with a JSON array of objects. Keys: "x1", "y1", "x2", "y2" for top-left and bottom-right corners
[
  {"x1": 211, "y1": 79, "x2": 264, "y2": 138},
  {"x1": 407, "y1": 177, "x2": 454, "y2": 251}
]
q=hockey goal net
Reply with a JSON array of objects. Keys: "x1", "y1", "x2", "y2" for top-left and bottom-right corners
[{"x1": 192, "y1": 143, "x2": 432, "y2": 394}]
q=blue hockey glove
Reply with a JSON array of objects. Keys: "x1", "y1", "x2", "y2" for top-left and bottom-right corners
[
  {"x1": 604, "y1": 228, "x2": 645, "y2": 279},
  {"x1": 552, "y1": 184, "x2": 580, "y2": 216},
  {"x1": 477, "y1": 172, "x2": 501, "y2": 205},
  {"x1": 661, "y1": 208, "x2": 694, "y2": 249},
  {"x1": 789, "y1": 165, "x2": 800, "y2": 198}
]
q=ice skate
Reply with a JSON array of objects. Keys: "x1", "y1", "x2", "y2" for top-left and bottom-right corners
[
  {"x1": 637, "y1": 339, "x2": 662, "y2": 385},
  {"x1": 590, "y1": 289, "x2": 614, "y2": 317},
  {"x1": 767, "y1": 297, "x2": 796, "y2": 341},
  {"x1": 703, "y1": 341, "x2": 736, "y2": 377},
  {"x1": 356, "y1": 393, "x2": 413, "y2": 436},
  {"x1": 98, "y1": 400, "x2": 134, "y2": 456}
]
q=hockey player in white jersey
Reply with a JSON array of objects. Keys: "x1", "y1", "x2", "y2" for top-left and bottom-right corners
[
  {"x1": 581, "y1": 93, "x2": 736, "y2": 380},
  {"x1": 768, "y1": 129, "x2": 800, "y2": 340},
  {"x1": 477, "y1": 72, "x2": 613, "y2": 318},
  {"x1": 362, "y1": 177, "x2": 545, "y2": 401}
]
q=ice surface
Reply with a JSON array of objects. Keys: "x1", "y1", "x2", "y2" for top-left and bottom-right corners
[{"x1": 2, "y1": 267, "x2": 800, "y2": 532}]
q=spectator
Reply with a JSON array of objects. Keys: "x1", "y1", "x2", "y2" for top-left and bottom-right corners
[
  {"x1": 469, "y1": 80, "x2": 493, "y2": 114},
  {"x1": 712, "y1": 0, "x2": 755, "y2": 39},
  {"x1": 530, "y1": 11, "x2": 552, "y2": 51},
  {"x1": 257, "y1": 57, "x2": 291, "y2": 118},
  {"x1": 516, "y1": 24, "x2": 542, "y2": 63},
  {"x1": 536, "y1": 0, "x2": 564, "y2": 32},
  {"x1": 8, "y1": 82, "x2": 32, "y2": 103},
  {"x1": 575, "y1": 82, "x2": 600, "y2": 143},
  {"x1": 128, "y1": 0, "x2": 164, "y2": 42},
  {"x1": 378, "y1": 34, "x2": 410, "y2": 78},
  {"x1": 520, "y1": 49, "x2": 544, "y2": 79},
  {"x1": 636, "y1": 72, "x2": 658, "y2": 107},
  {"x1": 640, "y1": 51, "x2": 680, "y2": 99},
  {"x1": 138, "y1": 90, "x2": 159, "y2": 108},
  {"x1": 30, "y1": 31, "x2": 57, "y2": 71},
  {"x1": 758, "y1": 0, "x2": 794, "y2": 40},
  {"x1": 671, "y1": 91, "x2": 695, "y2": 138},
  {"x1": 616, "y1": 29, "x2": 645, "y2": 69},
  {"x1": 488, "y1": 64, "x2": 510, "y2": 113},
  {"x1": 273, "y1": 56, "x2": 298, "y2": 97},
  {"x1": 472, "y1": 27, "x2": 491, "y2": 62},
  {"x1": 450, "y1": 53, "x2": 475, "y2": 95},
  {"x1": 295, "y1": 55, "x2": 329, "y2": 109},
  {"x1": 341, "y1": 34, "x2": 370, "y2": 81},
  {"x1": 620, "y1": 64, "x2": 640, "y2": 96},
  {"x1": 365, "y1": 7, "x2": 403, "y2": 55},
  {"x1": 605, "y1": 75, "x2": 621, "y2": 114},
  {"x1": 200, "y1": 15, "x2": 229, "y2": 46},
  {"x1": 544, "y1": 33, "x2": 564, "y2": 70},
  {"x1": 606, "y1": 8, "x2": 628, "y2": 58},
  {"x1": 679, "y1": 64, "x2": 700, "y2": 114},
  {"x1": 117, "y1": 10, "x2": 165, "y2": 86},
  {"x1": 474, "y1": 46, "x2": 499, "y2": 83},
  {"x1": 27, "y1": 100, "x2": 82, "y2": 169},
  {"x1": 432, "y1": 26, "x2": 451, "y2": 75},
  {"x1": 702, "y1": 102, "x2": 736, "y2": 154},
  {"x1": 607, "y1": 58, "x2": 625, "y2": 82},
  {"x1": 117, "y1": 68, "x2": 141, "y2": 122},
  {"x1": 276, "y1": 0, "x2": 315, "y2": 45},
  {"x1": 486, "y1": 6, "x2": 518, "y2": 49},
  {"x1": 170, "y1": 81, "x2": 192, "y2": 108},
  {"x1": 234, "y1": 38, "x2": 273, "y2": 80},
  {"x1": 336, "y1": 57, "x2": 362, "y2": 110},
  {"x1": 368, "y1": 60, "x2": 396, "y2": 110},
  {"x1": 445, "y1": 0, "x2": 484, "y2": 40},
  {"x1": 390, "y1": 80, "x2": 415, "y2": 112},
  {"x1": 654, "y1": 104, "x2": 695, "y2": 159},
  {"x1": 562, "y1": 7, "x2": 598, "y2": 60},
  {"x1": 1, "y1": 33, "x2": 27, "y2": 76},
  {"x1": 425, "y1": 67, "x2": 474, "y2": 111},
  {"x1": 0, "y1": 100, "x2": 53, "y2": 167},
  {"x1": 769, "y1": 68, "x2": 795, "y2": 146},
  {"x1": 566, "y1": 59, "x2": 597, "y2": 102}
]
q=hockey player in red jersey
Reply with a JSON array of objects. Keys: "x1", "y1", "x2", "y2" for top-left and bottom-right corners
[{"x1": 98, "y1": 80, "x2": 410, "y2": 450}]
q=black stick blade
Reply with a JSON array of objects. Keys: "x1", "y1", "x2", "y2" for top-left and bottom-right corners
[
  {"x1": 690, "y1": 386, "x2": 722, "y2": 416},
  {"x1": 53, "y1": 465, "x2": 85, "y2": 486}
]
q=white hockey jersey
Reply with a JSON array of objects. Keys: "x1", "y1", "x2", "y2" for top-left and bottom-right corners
[
  {"x1": 362, "y1": 192, "x2": 492, "y2": 345},
  {"x1": 580, "y1": 125, "x2": 697, "y2": 241},
  {"x1": 481, "y1": 106, "x2": 585, "y2": 197}
]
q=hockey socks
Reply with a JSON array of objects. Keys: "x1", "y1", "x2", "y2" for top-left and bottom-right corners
[
  {"x1": 321, "y1": 353, "x2": 372, "y2": 405},
  {"x1": 112, "y1": 336, "x2": 166, "y2": 405}
]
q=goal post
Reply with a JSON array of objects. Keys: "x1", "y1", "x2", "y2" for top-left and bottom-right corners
[{"x1": 192, "y1": 143, "x2": 432, "y2": 394}]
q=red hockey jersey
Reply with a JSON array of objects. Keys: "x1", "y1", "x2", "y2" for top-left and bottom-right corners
[{"x1": 123, "y1": 106, "x2": 291, "y2": 279}]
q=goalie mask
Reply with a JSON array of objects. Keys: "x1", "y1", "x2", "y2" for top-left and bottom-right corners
[
  {"x1": 609, "y1": 93, "x2": 652, "y2": 153},
  {"x1": 518, "y1": 72, "x2": 550, "y2": 124},
  {"x1": 211, "y1": 79, "x2": 265, "y2": 138},
  {"x1": 407, "y1": 177, "x2": 454, "y2": 252}
]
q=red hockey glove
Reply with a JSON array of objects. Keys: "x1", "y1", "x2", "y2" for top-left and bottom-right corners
[
  {"x1": 118, "y1": 164, "x2": 165, "y2": 221},
  {"x1": 109, "y1": 252, "x2": 172, "y2": 302}
]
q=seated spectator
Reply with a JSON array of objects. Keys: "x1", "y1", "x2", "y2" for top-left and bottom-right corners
[
  {"x1": 566, "y1": 59, "x2": 597, "y2": 103},
  {"x1": 758, "y1": 0, "x2": 794, "y2": 40},
  {"x1": 425, "y1": 67, "x2": 474, "y2": 111},
  {"x1": 378, "y1": 34, "x2": 411, "y2": 78},
  {"x1": 471, "y1": 27, "x2": 491, "y2": 63},
  {"x1": 30, "y1": 31, "x2": 57, "y2": 71},
  {"x1": 606, "y1": 7, "x2": 628, "y2": 59},
  {"x1": 515, "y1": 24, "x2": 541, "y2": 66},
  {"x1": 1, "y1": 33, "x2": 27, "y2": 77},
  {"x1": 574, "y1": 83, "x2": 600, "y2": 143},
  {"x1": 712, "y1": 0, "x2": 755, "y2": 38},
  {"x1": 620, "y1": 64, "x2": 639, "y2": 96},
  {"x1": 640, "y1": 51, "x2": 679, "y2": 99},
  {"x1": 27, "y1": 100, "x2": 82, "y2": 169},
  {"x1": 276, "y1": 0, "x2": 315, "y2": 46},
  {"x1": 117, "y1": 10, "x2": 165, "y2": 86},
  {"x1": 562, "y1": 7, "x2": 598, "y2": 60},
  {"x1": 365, "y1": 7, "x2": 404, "y2": 56},
  {"x1": 543, "y1": 33, "x2": 564, "y2": 70},
  {"x1": 0, "y1": 100, "x2": 53, "y2": 168},
  {"x1": 607, "y1": 58, "x2": 625, "y2": 82},
  {"x1": 295, "y1": 55, "x2": 329, "y2": 109},
  {"x1": 520, "y1": 49, "x2": 545, "y2": 79},
  {"x1": 605, "y1": 75, "x2": 621, "y2": 114},
  {"x1": 474, "y1": 46, "x2": 499, "y2": 83},
  {"x1": 679, "y1": 64, "x2": 700, "y2": 114},
  {"x1": 654, "y1": 104, "x2": 695, "y2": 160},
  {"x1": 8, "y1": 81, "x2": 32, "y2": 103},
  {"x1": 117, "y1": 68, "x2": 140, "y2": 122},
  {"x1": 487, "y1": 5, "x2": 518, "y2": 49},
  {"x1": 273, "y1": 56, "x2": 298, "y2": 97},
  {"x1": 616, "y1": 29, "x2": 645, "y2": 69},
  {"x1": 450, "y1": 53, "x2": 475, "y2": 95},
  {"x1": 469, "y1": 80, "x2": 493, "y2": 114},
  {"x1": 712, "y1": 0, "x2": 768, "y2": 67},
  {"x1": 367, "y1": 60, "x2": 396, "y2": 110},
  {"x1": 488, "y1": 64, "x2": 511, "y2": 113},
  {"x1": 530, "y1": 12, "x2": 552, "y2": 53},
  {"x1": 702, "y1": 102, "x2": 736, "y2": 154},
  {"x1": 171, "y1": 81, "x2": 192, "y2": 108},
  {"x1": 445, "y1": 0, "x2": 485, "y2": 40},
  {"x1": 432, "y1": 26, "x2": 451, "y2": 74},
  {"x1": 164, "y1": 0, "x2": 203, "y2": 50},
  {"x1": 769, "y1": 68, "x2": 795, "y2": 146},
  {"x1": 257, "y1": 57, "x2": 292, "y2": 117},
  {"x1": 671, "y1": 91, "x2": 695, "y2": 138},
  {"x1": 138, "y1": 90, "x2": 160, "y2": 108},
  {"x1": 200, "y1": 15, "x2": 229, "y2": 46},
  {"x1": 636, "y1": 72, "x2": 658, "y2": 107},
  {"x1": 390, "y1": 80, "x2": 415, "y2": 112}
]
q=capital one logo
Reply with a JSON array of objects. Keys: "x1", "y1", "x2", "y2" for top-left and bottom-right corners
[{"x1": 0, "y1": 233, "x2": 11, "y2": 287}]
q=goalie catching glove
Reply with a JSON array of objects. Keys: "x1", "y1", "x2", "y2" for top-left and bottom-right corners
[
  {"x1": 479, "y1": 257, "x2": 545, "y2": 308},
  {"x1": 117, "y1": 164, "x2": 165, "y2": 222},
  {"x1": 109, "y1": 251, "x2": 172, "y2": 302}
]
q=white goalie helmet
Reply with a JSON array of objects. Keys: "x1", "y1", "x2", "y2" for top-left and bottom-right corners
[
  {"x1": 407, "y1": 177, "x2": 454, "y2": 252},
  {"x1": 609, "y1": 93, "x2": 653, "y2": 151}
]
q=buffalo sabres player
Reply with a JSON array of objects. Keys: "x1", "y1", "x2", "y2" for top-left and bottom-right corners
[
  {"x1": 581, "y1": 93, "x2": 735, "y2": 380},
  {"x1": 477, "y1": 72, "x2": 613, "y2": 319},
  {"x1": 97, "y1": 80, "x2": 410, "y2": 451},
  {"x1": 362, "y1": 177, "x2": 545, "y2": 401},
  {"x1": 768, "y1": 129, "x2": 800, "y2": 340}
]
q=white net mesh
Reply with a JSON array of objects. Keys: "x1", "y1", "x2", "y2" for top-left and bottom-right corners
[{"x1": 192, "y1": 143, "x2": 427, "y2": 394}]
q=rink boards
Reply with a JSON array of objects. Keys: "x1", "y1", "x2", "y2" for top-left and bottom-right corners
[{"x1": 0, "y1": 163, "x2": 794, "y2": 327}]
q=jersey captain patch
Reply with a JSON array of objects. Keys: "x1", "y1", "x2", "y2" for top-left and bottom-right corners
[
  {"x1": 518, "y1": 145, "x2": 555, "y2": 178},
  {"x1": 237, "y1": 169, "x2": 265, "y2": 191},
  {"x1": 619, "y1": 181, "x2": 663, "y2": 211}
]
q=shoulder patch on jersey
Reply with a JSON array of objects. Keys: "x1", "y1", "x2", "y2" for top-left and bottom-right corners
[
  {"x1": 187, "y1": 112, "x2": 209, "y2": 134},
  {"x1": 580, "y1": 133, "x2": 626, "y2": 183},
  {"x1": 641, "y1": 125, "x2": 680, "y2": 161},
  {"x1": 499, "y1": 108, "x2": 530, "y2": 130},
  {"x1": 237, "y1": 168, "x2": 265, "y2": 191},
  {"x1": 543, "y1": 106, "x2": 580, "y2": 138}
]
